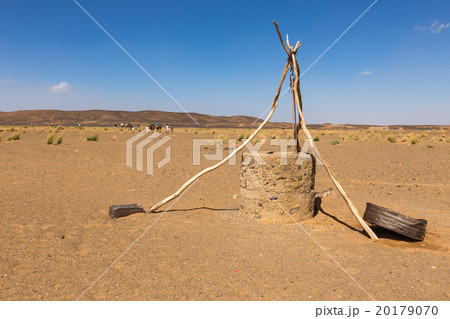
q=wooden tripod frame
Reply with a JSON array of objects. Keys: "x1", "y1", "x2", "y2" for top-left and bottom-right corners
[{"x1": 148, "y1": 21, "x2": 379, "y2": 241}]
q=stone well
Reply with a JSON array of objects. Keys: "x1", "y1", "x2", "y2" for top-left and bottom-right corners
[{"x1": 239, "y1": 151, "x2": 316, "y2": 223}]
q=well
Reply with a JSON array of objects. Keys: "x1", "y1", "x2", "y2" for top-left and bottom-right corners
[{"x1": 239, "y1": 151, "x2": 316, "y2": 223}]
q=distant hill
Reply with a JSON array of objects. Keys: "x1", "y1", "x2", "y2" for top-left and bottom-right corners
[
  {"x1": 0, "y1": 109, "x2": 447, "y2": 130},
  {"x1": 0, "y1": 109, "x2": 286, "y2": 128}
]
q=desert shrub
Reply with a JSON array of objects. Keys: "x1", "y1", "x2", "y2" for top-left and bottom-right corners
[
  {"x1": 438, "y1": 138, "x2": 443, "y2": 142},
  {"x1": 9, "y1": 127, "x2": 17, "y2": 132},
  {"x1": 374, "y1": 134, "x2": 381, "y2": 142},
  {"x1": 420, "y1": 133, "x2": 427, "y2": 138},
  {"x1": 194, "y1": 130, "x2": 198, "y2": 134},
  {"x1": 211, "y1": 130, "x2": 215, "y2": 134},
  {"x1": 353, "y1": 134, "x2": 360, "y2": 141},
  {"x1": 387, "y1": 136, "x2": 396, "y2": 143},
  {"x1": 245, "y1": 133, "x2": 250, "y2": 139},
  {"x1": 7, "y1": 133, "x2": 20, "y2": 141},
  {"x1": 86, "y1": 134, "x2": 98, "y2": 141},
  {"x1": 313, "y1": 136, "x2": 320, "y2": 142},
  {"x1": 238, "y1": 133, "x2": 245, "y2": 141},
  {"x1": 56, "y1": 135, "x2": 63, "y2": 145},
  {"x1": 427, "y1": 145, "x2": 433, "y2": 148},
  {"x1": 104, "y1": 128, "x2": 108, "y2": 131},
  {"x1": 271, "y1": 135, "x2": 277, "y2": 139},
  {"x1": 0, "y1": 129, "x2": 3, "y2": 132},
  {"x1": 55, "y1": 125, "x2": 64, "y2": 132},
  {"x1": 411, "y1": 137, "x2": 420, "y2": 145},
  {"x1": 330, "y1": 140, "x2": 340, "y2": 145},
  {"x1": 216, "y1": 134, "x2": 229, "y2": 144},
  {"x1": 343, "y1": 135, "x2": 351, "y2": 143},
  {"x1": 46, "y1": 133, "x2": 55, "y2": 144}
]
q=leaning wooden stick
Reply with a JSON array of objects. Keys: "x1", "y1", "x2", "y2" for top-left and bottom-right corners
[
  {"x1": 288, "y1": 46, "x2": 379, "y2": 241},
  {"x1": 148, "y1": 58, "x2": 292, "y2": 213}
]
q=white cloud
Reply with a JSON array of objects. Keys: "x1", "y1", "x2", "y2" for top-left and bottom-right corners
[
  {"x1": 414, "y1": 20, "x2": 450, "y2": 34},
  {"x1": 49, "y1": 81, "x2": 72, "y2": 93},
  {"x1": 358, "y1": 70, "x2": 373, "y2": 76},
  {"x1": 2, "y1": 78, "x2": 14, "y2": 83}
]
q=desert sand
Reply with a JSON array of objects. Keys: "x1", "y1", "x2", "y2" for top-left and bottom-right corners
[{"x1": 0, "y1": 124, "x2": 449, "y2": 300}]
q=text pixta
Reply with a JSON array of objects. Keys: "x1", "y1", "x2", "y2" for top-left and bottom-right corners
[{"x1": 316, "y1": 306, "x2": 359, "y2": 317}]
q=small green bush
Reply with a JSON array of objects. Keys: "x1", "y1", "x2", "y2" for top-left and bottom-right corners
[
  {"x1": 7, "y1": 133, "x2": 20, "y2": 141},
  {"x1": 387, "y1": 136, "x2": 396, "y2": 143},
  {"x1": 86, "y1": 134, "x2": 98, "y2": 141},
  {"x1": 57, "y1": 135, "x2": 63, "y2": 145},
  {"x1": 330, "y1": 140, "x2": 340, "y2": 145},
  {"x1": 427, "y1": 145, "x2": 433, "y2": 148},
  {"x1": 313, "y1": 136, "x2": 320, "y2": 142},
  {"x1": 238, "y1": 133, "x2": 245, "y2": 141},
  {"x1": 411, "y1": 136, "x2": 420, "y2": 145}
]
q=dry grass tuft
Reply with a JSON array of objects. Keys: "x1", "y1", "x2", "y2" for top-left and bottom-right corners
[
  {"x1": 46, "y1": 133, "x2": 55, "y2": 145},
  {"x1": 86, "y1": 134, "x2": 98, "y2": 142},
  {"x1": 7, "y1": 133, "x2": 20, "y2": 141},
  {"x1": 387, "y1": 136, "x2": 396, "y2": 143}
]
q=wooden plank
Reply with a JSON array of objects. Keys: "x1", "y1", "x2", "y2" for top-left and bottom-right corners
[
  {"x1": 109, "y1": 204, "x2": 145, "y2": 218},
  {"x1": 363, "y1": 202, "x2": 427, "y2": 241}
]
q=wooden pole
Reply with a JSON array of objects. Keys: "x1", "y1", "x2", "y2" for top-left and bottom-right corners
[
  {"x1": 274, "y1": 20, "x2": 377, "y2": 240},
  {"x1": 148, "y1": 59, "x2": 292, "y2": 213},
  {"x1": 289, "y1": 51, "x2": 378, "y2": 241}
]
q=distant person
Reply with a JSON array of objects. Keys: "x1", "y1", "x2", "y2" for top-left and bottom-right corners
[
  {"x1": 165, "y1": 124, "x2": 170, "y2": 133},
  {"x1": 78, "y1": 124, "x2": 81, "y2": 128},
  {"x1": 114, "y1": 123, "x2": 117, "y2": 130},
  {"x1": 170, "y1": 124, "x2": 174, "y2": 133},
  {"x1": 137, "y1": 124, "x2": 140, "y2": 130}
]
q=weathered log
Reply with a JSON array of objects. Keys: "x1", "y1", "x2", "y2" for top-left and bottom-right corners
[
  {"x1": 363, "y1": 203, "x2": 427, "y2": 241},
  {"x1": 109, "y1": 204, "x2": 145, "y2": 218}
]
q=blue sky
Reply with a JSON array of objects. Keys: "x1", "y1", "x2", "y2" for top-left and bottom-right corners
[{"x1": 0, "y1": 0, "x2": 449, "y2": 125}]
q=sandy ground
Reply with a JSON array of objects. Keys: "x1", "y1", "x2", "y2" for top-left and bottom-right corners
[{"x1": 0, "y1": 126, "x2": 449, "y2": 301}]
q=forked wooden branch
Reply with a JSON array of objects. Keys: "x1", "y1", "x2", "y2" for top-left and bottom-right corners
[
  {"x1": 148, "y1": 59, "x2": 292, "y2": 213},
  {"x1": 274, "y1": 21, "x2": 290, "y2": 56}
]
